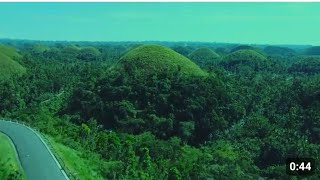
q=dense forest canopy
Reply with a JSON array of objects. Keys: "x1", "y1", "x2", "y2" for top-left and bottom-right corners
[
  {"x1": 289, "y1": 56, "x2": 320, "y2": 74},
  {"x1": 0, "y1": 40, "x2": 319, "y2": 179}
]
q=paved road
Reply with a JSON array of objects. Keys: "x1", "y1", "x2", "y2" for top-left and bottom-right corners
[{"x1": 0, "y1": 120, "x2": 68, "y2": 180}]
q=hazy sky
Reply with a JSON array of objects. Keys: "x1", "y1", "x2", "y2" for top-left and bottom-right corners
[{"x1": 0, "y1": 3, "x2": 320, "y2": 45}]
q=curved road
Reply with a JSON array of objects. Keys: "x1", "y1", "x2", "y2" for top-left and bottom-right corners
[{"x1": 0, "y1": 120, "x2": 69, "y2": 180}]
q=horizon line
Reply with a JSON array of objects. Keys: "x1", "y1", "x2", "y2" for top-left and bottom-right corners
[{"x1": 0, "y1": 37, "x2": 315, "y2": 47}]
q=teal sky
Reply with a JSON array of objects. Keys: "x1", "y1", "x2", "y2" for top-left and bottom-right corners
[{"x1": 0, "y1": 3, "x2": 320, "y2": 45}]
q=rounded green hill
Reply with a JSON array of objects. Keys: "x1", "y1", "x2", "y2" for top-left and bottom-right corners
[
  {"x1": 61, "y1": 45, "x2": 81, "y2": 55},
  {"x1": 189, "y1": 48, "x2": 220, "y2": 67},
  {"x1": 77, "y1": 47, "x2": 102, "y2": 61},
  {"x1": 29, "y1": 44, "x2": 50, "y2": 55},
  {"x1": 221, "y1": 49, "x2": 270, "y2": 71},
  {"x1": 116, "y1": 44, "x2": 207, "y2": 77},
  {"x1": 0, "y1": 45, "x2": 26, "y2": 81},
  {"x1": 230, "y1": 45, "x2": 264, "y2": 55},
  {"x1": 264, "y1": 46, "x2": 296, "y2": 56}
]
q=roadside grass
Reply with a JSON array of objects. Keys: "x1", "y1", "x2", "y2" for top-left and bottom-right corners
[
  {"x1": 44, "y1": 135, "x2": 105, "y2": 180},
  {"x1": 0, "y1": 132, "x2": 26, "y2": 180}
]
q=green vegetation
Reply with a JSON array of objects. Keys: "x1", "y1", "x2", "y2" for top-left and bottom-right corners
[
  {"x1": 264, "y1": 46, "x2": 296, "y2": 56},
  {"x1": 189, "y1": 47, "x2": 220, "y2": 67},
  {"x1": 0, "y1": 41, "x2": 319, "y2": 179},
  {"x1": 0, "y1": 45, "x2": 26, "y2": 81},
  {"x1": 26, "y1": 44, "x2": 50, "y2": 56},
  {"x1": 172, "y1": 45, "x2": 194, "y2": 57},
  {"x1": 230, "y1": 45, "x2": 264, "y2": 54},
  {"x1": 0, "y1": 132, "x2": 26, "y2": 180},
  {"x1": 221, "y1": 49, "x2": 270, "y2": 72},
  {"x1": 0, "y1": 44, "x2": 21, "y2": 58},
  {"x1": 116, "y1": 44, "x2": 207, "y2": 77},
  {"x1": 304, "y1": 46, "x2": 320, "y2": 55},
  {"x1": 77, "y1": 47, "x2": 102, "y2": 61},
  {"x1": 214, "y1": 47, "x2": 230, "y2": 56},
  {"x1": 289, "y1": 56, "x2": 320, "y2": 74},
  {"x1": 60, "y1": 45, "x2": 81, "y2": 60},
  {"x1": 45, "y1": 135, "x2": 105, "y2": 180}
]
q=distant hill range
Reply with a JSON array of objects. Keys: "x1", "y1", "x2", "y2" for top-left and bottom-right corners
[
  {"x1": 263, "y1": 46, "x2": 296, "y2": 56},
  {"x1": 304, "y1": 46, "x2": 320, "y2": 55},
  {"x1": 0, "y1": 38, "x2": 314, "y2": 51}
]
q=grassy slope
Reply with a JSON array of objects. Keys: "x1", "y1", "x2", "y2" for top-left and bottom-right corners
[
  {"x1": 224, "y1": 49, "x2": 268, "y2": 62},
  {"x1": 230, "y1": 45, "x2": 265, "y2": 55},
  {"x1": 222, "y1": 49, "x2": 270, "y2": 71},
  {"x1": 0, "y1": 45, "x2": 26, "y2": 81},
  {"x1": 0, "y1": 132, "x2": 26, "y2": 180},
  {"x1": 189, "y1": 47, "x2": 220, "y2": 63},
  {"x1": 118, "y1": 44, "x2": 207, "y2": 77},
  {"x1": 0, "y1": 45, "x2": 22, "y2": 58},
  {"x1": 44, "y1": 135, "x2": 104, "y2": 180},
  {"x1": 190, "y1": 48, "x2": 220, "y2": 59}
]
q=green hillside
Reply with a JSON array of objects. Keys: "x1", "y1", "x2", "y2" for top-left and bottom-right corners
[
  {"x1": 2, "y1": 41, "x2": 320, "y2": 179},
  {"x1": 27, "y1": 44, "x2": 50, "y2": 55},
  {"x1": 0, "y1": 45, "x2": 26, "y2": 81},
  {"x1": 230, "y1": 45, "x2": 263, "y2": 54},
  {"x1": 0, "y1": 45, "x2": 21, "y2": 58},
  {"x1": 221, "y1": 49, "x2": 270, "y2": 71},
  {"x1": 189, "y1": 47, "x2": 220, "y2": 67},
  {"x1": 289, "y1": 56, "x2": 320, "y2": 74},
  {"x1": 77, "y1": 47, "x2": 102, "y2": 61},
  {"x1": 214, "y1": 47, "x2": 230, "y2": 56},
  {"x1": 172, "y1": 46, "x2": 194, "y2": 57},
  {"x1": 264, "y1": 46, "x2": 296, "y2": 56},
  {"x1": 61, "y1": 45, "x2": 81, "y2": 56},
  {"x1": 116, "y1": 44, "x2": 207, "y2": 77},
  {"x1": 304, "y1": 46, "x2": 320, "y2": 55}
]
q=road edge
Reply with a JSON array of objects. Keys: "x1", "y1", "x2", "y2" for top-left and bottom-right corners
[
  {"x1": 0, "y1": 131, "x2": 27, "y2": 180},
  {"x1": 0, "y1": 120, "x2": 70, "y2": 180}
]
